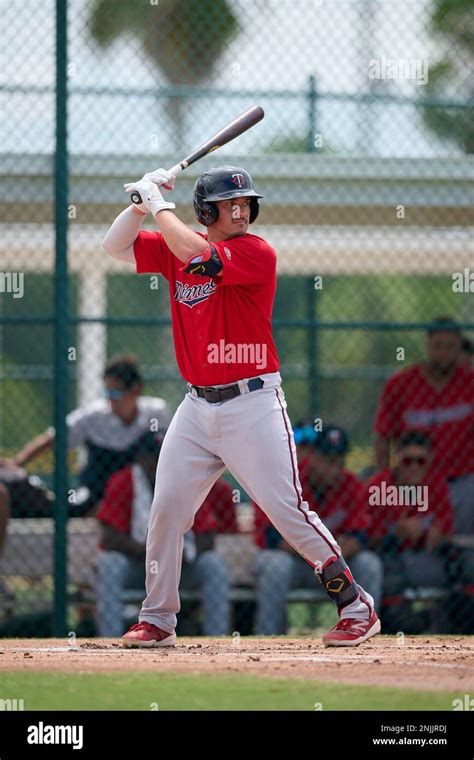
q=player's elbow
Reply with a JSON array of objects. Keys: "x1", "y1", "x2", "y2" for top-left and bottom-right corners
[
  {"x1": 102, "y1": 235, "x2": 134, "y2": 263},
  {"x1": 102, "y1": 230, "x2": 117, "y2": 255}
]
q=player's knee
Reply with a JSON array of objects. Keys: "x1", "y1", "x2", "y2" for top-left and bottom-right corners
[
  {"x1": 149, "y1": 487, "x2": 193, "y2": 529},
  {"x1": 148, "y1": 497, "x2": 177, "y2": 532}
]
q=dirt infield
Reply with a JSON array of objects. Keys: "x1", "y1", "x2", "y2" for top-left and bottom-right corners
[{"x1": 0, "y1": 636, "x2": 473, "y2": 692}]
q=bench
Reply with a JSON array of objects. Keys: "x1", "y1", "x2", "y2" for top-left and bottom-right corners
[
  {"x1": 2, "y1": 517, "x2": 451, "y2": 610},
  {"x1": 2, "y1": 517, "x2": 99, "y2": 587}
]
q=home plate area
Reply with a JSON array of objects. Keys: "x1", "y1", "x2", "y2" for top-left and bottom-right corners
[{"x1": 0, "y1": 636, "x2": 473, "y2": 692}]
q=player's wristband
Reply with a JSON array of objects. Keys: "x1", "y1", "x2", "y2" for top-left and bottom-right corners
[{"x1": 149, "y1": 199, "x2": 176, "y2": 217}]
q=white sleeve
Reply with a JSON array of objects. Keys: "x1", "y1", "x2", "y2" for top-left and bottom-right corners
[
  {"x1": 102, "y1": 206, "x2": 147, "y2": 263},
  {"x1": 66, "y1": 406, "x2": 90, "y2": 448}
]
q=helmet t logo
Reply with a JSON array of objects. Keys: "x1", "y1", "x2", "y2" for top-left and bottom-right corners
[{"x1": 231, "y1": 173, "x2": 245, "y2": 187}]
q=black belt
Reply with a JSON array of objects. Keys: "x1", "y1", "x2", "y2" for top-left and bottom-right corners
[{"x1": 190, "y1": 377, "x2": 264, "y2": 404}]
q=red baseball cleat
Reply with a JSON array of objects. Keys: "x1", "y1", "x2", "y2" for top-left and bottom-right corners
[
  {"x1": 322, "y1": 610, "x2": 381, "y2": 647},
  {"x1": 122, "y1": 622, "x2": 177, "y2": 648}
]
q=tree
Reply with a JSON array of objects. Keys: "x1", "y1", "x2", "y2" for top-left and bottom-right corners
[
  {"x1": 89, "y1": 0, "x2": 239, "y2": 150},
  {"x1": 422, "y1": 0, "x2": 474, "y2": 153}
]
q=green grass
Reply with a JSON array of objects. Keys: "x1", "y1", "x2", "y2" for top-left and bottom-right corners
[{"x1": 0, "y1": 672, "x2": 460, "y2": 711}]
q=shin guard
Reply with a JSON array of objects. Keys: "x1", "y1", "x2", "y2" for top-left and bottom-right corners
[{"x1": 319, "y1": 557, "x2": 359, "y2": 610}]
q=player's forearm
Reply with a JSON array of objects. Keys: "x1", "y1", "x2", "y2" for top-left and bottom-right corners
[
  {"x1": 374, "y1": 433, "x2": 390, "y2": 470},
  {"x1": 152, "y1": 210, "x2": 208, "y2": 263},
  {"x1": 102, "y1": 206, "x2": 146, "y2": 261},
  {"x1": 15, "y1": 431, "x2": 54, "y2": 467}
]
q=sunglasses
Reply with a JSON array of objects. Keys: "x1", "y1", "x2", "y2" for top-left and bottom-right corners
[
  {"x1": 293, "y1": 426, "x2": 319, "y2": 445},
  {"x1": 400, "y1": 456, "x2": 428, "y2": 467},
  {"x1": 104, "y1": 388, "x2": 127, "y2": 400}
]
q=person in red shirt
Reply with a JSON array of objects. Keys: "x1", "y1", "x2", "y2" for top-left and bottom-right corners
[
  {"x1": 95, "y1": 432, "x2": 236, "y2": 637},
  {"x1": 252, "y1": 426, "x2": 383, "y2": 634},
  {"x1": 373, "y1": 317, "x2": 474, "y2": 535},
  {"x1": 103, "y1": 165, "x2": 380, "y2": 648},
  {"x1": 363, "y1": 430, "x2": 455, "y2": 632},
  {"x1": 207, "y1": 478, "x2": 239, "y2": 535}
]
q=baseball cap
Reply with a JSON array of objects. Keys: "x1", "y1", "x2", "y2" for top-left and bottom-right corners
[{"x1": 313, "y1": 425, "x2": 349, "y2": 455}]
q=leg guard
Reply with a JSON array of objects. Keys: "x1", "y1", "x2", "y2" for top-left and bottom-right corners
[{"x1": 319, "y1": 557, "x2": 359, "y2": 610}]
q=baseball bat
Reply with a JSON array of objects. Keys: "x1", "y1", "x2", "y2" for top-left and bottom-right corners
[{"x1": 130, "y1": 104, "x2": 265, "y2": 204}]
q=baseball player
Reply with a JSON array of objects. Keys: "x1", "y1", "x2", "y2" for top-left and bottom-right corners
[{"x1": 102, "y1": 165, "x2": 381, "y2": 647}]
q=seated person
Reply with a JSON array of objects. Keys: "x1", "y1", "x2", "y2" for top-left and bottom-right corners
[
  {"x1": 373, "y1": 317, "x2": 473, "y2": 535},
  {"x1": 95, "y1": 432, "x2": 236, "y2": 637},
  {"x1": 363, "y1": 431, "x2": 454, "y2": 632},
  {"x1": 0, "y1": 465, "x2": 54, "y2": 617},
  {"x1": 252, "y1": 425, "x2": 383, "y2": 635},
  {"x1": 0, "y1": 464, "x2": 53, "y2": 525},
  {"x1": 207, "y1": 478, "x2": 239, "y2": 534},
  {"x1": 0, "y1": 353, "x2": 171, "y2": 520}
]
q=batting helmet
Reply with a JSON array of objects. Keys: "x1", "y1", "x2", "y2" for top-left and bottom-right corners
[{"x1": 193, "y1": 166, "x2": 263, "y2": 226}]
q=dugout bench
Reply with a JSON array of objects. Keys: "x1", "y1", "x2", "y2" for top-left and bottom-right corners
[{"x1": 1, "y1": 516, "x2": 450, "y2": 634}]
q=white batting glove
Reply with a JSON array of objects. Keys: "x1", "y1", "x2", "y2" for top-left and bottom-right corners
[
  {"x1": 128, "y1": 196, "x2": 150, "y2": 215},
  {"x1": 124, "y1": 178, "x2": 176, "y2": 216},
  {"x1": 142, "y1": 167, "x2": 176, "y2": 191}
]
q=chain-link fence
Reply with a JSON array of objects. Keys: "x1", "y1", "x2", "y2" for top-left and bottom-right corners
[{"x1": 0, "y1": 0, "x2": 473, "y2": 640}]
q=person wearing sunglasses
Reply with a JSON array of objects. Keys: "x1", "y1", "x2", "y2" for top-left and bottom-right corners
[
  {"x1": 373, "y1": 316, "x2": 473, "y2": 536},
  {"x1": 252, "y1": 425, "x2": 383, "y2": 635},
  {"x1": 291, "y1": 418, "x2": 322, "y2": 465},
  {"x1": 0, "y1": 353, "x2": 171, "y2": 519},
  {"x1": 363, "y1": 430, "x2": 454, "y2": 632}
]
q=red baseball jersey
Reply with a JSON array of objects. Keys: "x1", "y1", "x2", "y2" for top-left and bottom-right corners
[
  {"x1": 206, "y1": 478, "x2": 239, "y2": 534},
  {"x1": 133, "y1": 230, "x2": 280, "y2": 386},
  {"x1": 374, "y1": 364, "x2": 474, "y2": 479},
  {"x1": 362, "y1": 468, "x2": 454, "y2": 551},
  {"x1": 254, "y1": 466, "x2": 370, "y2": 549},
  {"x1": 96, "y1": 469, "x2": 236, "y2": 543}
]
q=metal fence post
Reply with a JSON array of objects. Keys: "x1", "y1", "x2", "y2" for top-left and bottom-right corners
[
  {"x1": 53, "y1": 0, "x2": 69, "y2": 638},
  {"x1": 306, "y1": 276, "x2": 319, "y2": 415},
  {"x1": 307, "y1": 75, "x2": 318, "y2": 153}
]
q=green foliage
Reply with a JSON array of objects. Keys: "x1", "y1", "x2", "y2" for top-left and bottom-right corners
[
  {"x1": 423, "y1": 0, "x2": 474, "y2": 153},
  {"x1": 0, "y1": 377, "x2": 51, "y2": 450},
  {"x1": 89, "y1": 0, "x2": 239, "y2": 84},
  {"x1": 432, "y1": 0, "x2": 474, "y2": 48}
]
